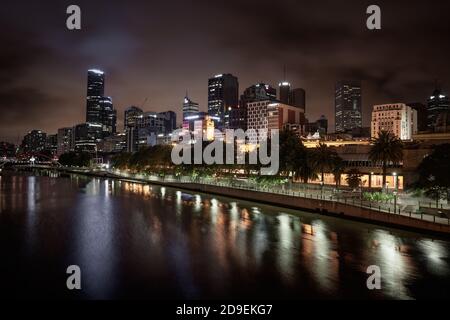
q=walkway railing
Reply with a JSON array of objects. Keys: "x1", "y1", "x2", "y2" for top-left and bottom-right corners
[
  {"x1": 108, "y1": 170, "x2": 450, "y2": 227},
  {"x1": 14, "y1": 165, "x2": 449, "y2": 227}
]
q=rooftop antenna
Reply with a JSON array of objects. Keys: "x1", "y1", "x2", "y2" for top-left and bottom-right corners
[{"x1": 283, "y1": 65, "x2": 287, "y2": 82}]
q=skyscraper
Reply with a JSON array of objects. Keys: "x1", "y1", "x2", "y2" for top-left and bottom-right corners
[
  {"x1": 230, "y1": 83, "x2": 277, "y2": 130},
  {"x1": 74, "y1": 122, "x2": 102, "y2": 153},
  {"x1": 21, "y1": 130, "x2": 47, "y2": 153},
  {"x1": 85, "y1": 69, "x2": 117, "y2": 138},
  {"x1": 316, "y1": 115, "x2": 328, "y2": 134},
  {"x1": 124, "y1": 106, "x2": 143, "y2": 152},
  {"x1": 135, "y1": 112, "x2": 165, "y2": 148},
  {"x1": 158, "y1": 111, "x2": 177, "y2": 134},
  {"x1": 242, "y1": 83, "x2": 277, "y2": 102},
  {"x1": 183, "y1": 95, "x2": 199, "y2": 121},
  {"x1": 407, "y1": 102, "x2": 428, "y2": 132},
  {"x1": 45, "y1": 134, "x2": 58, "y2": 156},
  {"x1": 86, "y1": 69, "x2": 105, "y2": 124},
  {"x1": 335, "y1": 80, "x2": 362, "y2": 133},
  {"x1": 57, "y1": 127, "x2": 74, "y2": 156},
  {"x1": 278, "y1": 79, "x2": 306, "y2": 110},
  {"x1": 208, "y1": 73, "x2": 239, "y2": 129},
  {"x1": 278, "y1": 82, "x2": 291, "y2": 104},
  {"x1": 290, "y1": 88, "x2": 306, "y2": 110},
  {"x1": 100, "y1": 97, "x2": 117, "y2": 137},
  {"x1": 124, "y1": 106, "x2": 144, "y2": 130},
  {"x1": 427, "y1": 88, "x2": 450, "y2": 132},
  {"x1": 371, "y1": 103, "x2": 417, "y2": 140},
  {"x1": 247, "y1": 101, "x2": 305, "y2": 139}
]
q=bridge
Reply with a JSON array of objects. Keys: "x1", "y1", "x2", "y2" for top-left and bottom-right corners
[{"x1": 1, "y1": 152, "x2": 62, "y2": 169}]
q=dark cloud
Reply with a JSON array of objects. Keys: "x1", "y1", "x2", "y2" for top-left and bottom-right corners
[{"x1": 1, "y1": 0, "x2": 450, "y2": 143}]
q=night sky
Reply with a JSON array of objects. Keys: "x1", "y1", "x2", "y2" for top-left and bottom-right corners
[{"x1": 1, "y1": 0, "x2": 450, "y2": 143}]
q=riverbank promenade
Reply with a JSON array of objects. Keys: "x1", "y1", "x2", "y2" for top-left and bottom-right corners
[{"x1": 9, "y1": 164, "x2": 449, "y2": 235}]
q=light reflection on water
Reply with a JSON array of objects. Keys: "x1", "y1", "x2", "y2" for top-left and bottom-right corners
[
  {"x1": 72, "y1": 178, "x2": 117, "y2": 299},
  {"x1": 0, "y1": 173, "x2": 449, "y2": 299}
]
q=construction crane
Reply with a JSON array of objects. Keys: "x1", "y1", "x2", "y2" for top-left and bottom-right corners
[{"x1": 141, "y1": 98, "x2": 148, "y2": 110}]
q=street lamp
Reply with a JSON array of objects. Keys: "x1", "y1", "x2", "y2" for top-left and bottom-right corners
[
  {"x1": 393, "y1": 190, "x2": 398, "y2": 214},
  {"x1": 320, "y1": 181, "x2": 324, "y2": 199},
  {"x1": 369, "y1": 172, "x2": 374, "y2": 190},
  {"x1": 392, "y1": 172, "x2": 398, "y2": 214},
  {"x1": 393, "y1": 172, "x2": 398, "y2": 191}
]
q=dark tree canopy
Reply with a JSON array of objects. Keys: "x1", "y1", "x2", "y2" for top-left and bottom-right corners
[{"x1": 417, "y1": 144, "x2": 450, "y2": 190}]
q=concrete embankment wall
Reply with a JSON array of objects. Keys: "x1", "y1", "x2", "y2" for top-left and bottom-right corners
[
  {"x1": 17, "y1": 166, "x2": 450, "y2": 235},
  {"x1": 165, "y1": 182, "x2": 450, "y2": 235}
]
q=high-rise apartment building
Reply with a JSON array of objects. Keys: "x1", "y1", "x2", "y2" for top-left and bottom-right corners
[
  {"x1": 407, "y1": 102, "x2": 428, "y2": 132},
  {"x1": 247, "y1": 101, "x2": 305, "y2": 138},
  {"x1": 124, "y1": 106, "x2": 144, "y2": 130},
  {"x1": 335, "y1": 80, "x2": 362, "y2": 132},
  {"x1": 278, "y1": 81, "x2": 306, "y2": 110},
  {"x1": 290, "y1": 88, "x2": 306, "y2": 109},
  {"x1": 230, "y1": 83, "x2": 277, "y2": 130},
  {"x1": 21, "y1": 130, "x2": 47, "y2": 153},
  {"x1": 85, "y1": 69, "x2": 117, "y2": 138},
  {"x1": 427, "y1": 88, "x2": 450, "y2": 132},
  {"x1": 278, "y1": 82, "x2": 291, "y2": 104},
  {"x1": 57, "y1": 127, "x2": 74, "y2": 156},
  {"x1": 135, "y1": 112, "x2": 165, "y2": 148},
  {"x1": 371, "y1": 103, "x2": 417, "y2": 140},
  {"x1": 74, "y1": 122, "x2": 102, "y2": 153},
  {"x1": 45, "y1": 134, "x2": 58, "y2": 156},
  {"x1": 183, "y1": 96, "x2": 199, "y2": 121},
  {"x1": 208, "y1": 73, "x2": 239, "y2": 129},
  {"x1": 99, "y1": 97, "x2": 117, "y2": 137},
  {"x1": 86, "y1": 69, "x2": 105, "y2": 124},
  {"x1": 124, "y1": 106, "x2": 143, "y2": 153},
  {"x1": 158, "y1": 111, "x2": 177, "y2": 134}
]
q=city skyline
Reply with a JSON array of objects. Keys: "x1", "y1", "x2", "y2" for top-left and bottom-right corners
[
  {"x1": 2, "y1": 66, "x2": 446, "y2": 143},
  {"x1": 1, "y1": 0, "x2": 450, "y2": 143},
  {"x1": 2, "y1": 1, "x2": 450, "y2": 304}
]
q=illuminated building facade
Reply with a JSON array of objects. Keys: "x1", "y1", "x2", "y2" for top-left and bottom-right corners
[
  {"x1": 21, "y1": 130, "x2": 47, "y2": 153},
  {"x1": 183, "y1": 96, "x2": 199, "y2": 121},
  {"x1": 74, "y1": 122, "x2": 102, "y2": 153},
  {"x1": 208, "y1": 73, "x2": 239, "y2": 129},
  {"x1": 427, "y1": 88, "x2": 450, "y2": 132},
  {"x1": 230, "y1": 83, "x2": 277, "y2": 130},
  {"x1": 371, "y1": 103, "x2": 417, "y2": 140},
  {"x1": 57, "y1": 127, "x2": 74, "y2": 156},
  {"x1": 85, "y1": 69, "x2": 117, "y2": 138},
  {"x1": 335, "y1": 80, "x2": 362, "y2": 132}
]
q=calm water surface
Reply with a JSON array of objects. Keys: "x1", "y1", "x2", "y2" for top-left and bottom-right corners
[{"x1": 0, "y1": 172, "x2": 449, "y2": 299}]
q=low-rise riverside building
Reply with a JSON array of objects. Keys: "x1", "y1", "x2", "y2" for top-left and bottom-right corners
[
  {"x1": 300, "y1": 131, "x2": 450, "y2": 190},
  {"x1": 299, "y1": 144, "x2": 404, "y2": 190}
]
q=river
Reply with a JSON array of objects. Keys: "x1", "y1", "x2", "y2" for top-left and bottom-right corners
[{"x1": 0, "y1": 172, "x2": 449, "y2": 299}]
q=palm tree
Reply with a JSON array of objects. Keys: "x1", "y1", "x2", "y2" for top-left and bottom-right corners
[
  {"x1": 295, "y1": 150, "x2": 317, "y2": 183},
  {"x1": 279, "y1": 129, "x2": 305, "y2": 179},
  {"x1": 369, "y1": 131, "x2": 403, "y2": 190},
  {"x1": 311, "y1": 142, "x2": 337, "y2": 185},
  {"x1": 346, "y1": 168, "x2": 363, "y2": 190},
  {"x1": 331, "y1": 155, "x2": 345, "y2": 189}
]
